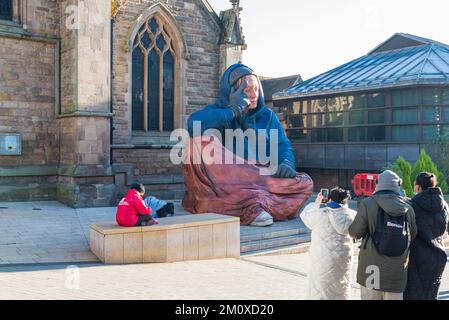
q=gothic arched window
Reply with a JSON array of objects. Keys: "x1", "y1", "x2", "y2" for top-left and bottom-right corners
[
  {"x1": 132, "y1": 16, "x2": 175, "y2": 132},
  {"x1": 0, "y1": 0, "x2": 13, "y2": 21}
]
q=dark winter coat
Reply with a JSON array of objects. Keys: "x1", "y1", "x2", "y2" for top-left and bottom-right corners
[
  {"x1": 348, "y1": 191, "x2": 417, "y2": 293},
  {"x1": 404, "y1": 188, "x2": 449, "y2": 300},
  {"x1": 187, "y1": 63, "x2": 296, "y2": 170}
]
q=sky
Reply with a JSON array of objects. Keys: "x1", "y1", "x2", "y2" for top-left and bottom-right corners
[{"x1": 207, "y1": 0, "x2": 449, "y2": 80}]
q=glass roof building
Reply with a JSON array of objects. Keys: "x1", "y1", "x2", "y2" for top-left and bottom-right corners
[{"x1": 272, "y1": 33, "x2": 449, "y2": 190}]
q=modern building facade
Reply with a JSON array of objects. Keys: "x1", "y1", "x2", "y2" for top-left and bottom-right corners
[
  {"x1": 273, "y1": 33, "x2": 449, "y2": 190},
  {"x1": 260, "y1": 74, "x2": 302, "y2": 128}
]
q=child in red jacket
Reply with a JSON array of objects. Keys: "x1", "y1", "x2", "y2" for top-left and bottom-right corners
[{"x1": 116, "y1": 183, "x2": 159, "y2": 227}]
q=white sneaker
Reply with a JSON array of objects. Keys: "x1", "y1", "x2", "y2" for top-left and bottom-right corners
[{"x1": 250, "y1": 211, "x2": 273, "y2": 227}]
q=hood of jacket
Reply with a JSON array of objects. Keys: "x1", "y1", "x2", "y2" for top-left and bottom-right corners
[
  {"x1": 412, "y1": 187, "x2": 445, "y2": 214},
  {"x1": 126, "y1": 189, "x2": 142, "y2": 199},
  {"x1": 216, "y1": 63, "x2": 267, "y2": 119},
  {"x1": 371, "y1": 191, "x2": 410, "y2": 216}
]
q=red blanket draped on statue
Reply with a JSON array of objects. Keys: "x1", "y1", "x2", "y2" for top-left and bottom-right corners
[{"x1": 182, "y1": 136, "x2": 314, "y2": 225}]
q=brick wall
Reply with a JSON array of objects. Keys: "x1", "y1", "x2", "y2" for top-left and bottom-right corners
[
  {"x1": 113, "y1": 148, "x2": 182, "y2": 176},
  {"x1": 59, "y1": 0, "x2": 77, "y2": 114},
  {"x1": 0, "y1": 37, "x2": 59, "y2": 166},
  {"x1": 0, "y1": 0, "x2": 229, "y2": 204},
  {"x1": 112, "y1": 0, "x2": 221, "y2": 143},
  {"x1": 26, "y1": 0, "x2": 59, "y2": 37},
  {"x1": 111, "y1": 0, "x2": 223, "y2": 200},
  {"x1": 113, "y1": 147, "x2": 185, "y2": 201},
  {"x1": 0, "y1": 1, "x2": 60, "y2": 201}
]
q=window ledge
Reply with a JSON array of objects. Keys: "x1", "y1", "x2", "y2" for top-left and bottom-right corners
[
  {"x1": 112, "y1": 142, "x2": 185, "y2": 149},
  {"x1": 112, "y1": 134, "x2": 185, "y2": 149},
  {"x1": 0, "y1": 21, "x2": 59, "y2": 43},
  {"x1": 0, "y1": 19, "x2": 25, "y2": 35},
  {"x1": 0, "y1": 19, "x2": 20, "y2": 27}
]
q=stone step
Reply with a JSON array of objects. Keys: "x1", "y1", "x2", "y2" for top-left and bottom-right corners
[
  {"x1": 242, "y1": 242, "x2": 311, "y2": 257},
  {"x1": 240, "y1": 225, "x2": 309, "y2": 242},
  {"x1": 240, "y1": 233, "x2": 311, "y2": 254}
]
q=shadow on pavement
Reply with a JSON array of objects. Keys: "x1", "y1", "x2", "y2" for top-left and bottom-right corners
[{"x1": 0, "y1": 261, "x2": 105, "y2": 273}]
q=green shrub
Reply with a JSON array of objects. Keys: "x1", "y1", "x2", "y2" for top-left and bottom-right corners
[
  {"x1": 397, "y1": 157, "x2": 414, "y2": 197},
  {"x1": 386, "y1": 157, "x2": 413, "y2": 197},
  {"x1": 385, "y1": 149, "x2": 448, "y2": 195},
  {"x1": 433, "y1": 135, "x2": 449, "y2": 186},
  {"x1": 412, "y1": 149, "x2": 448, "y2": 194}
]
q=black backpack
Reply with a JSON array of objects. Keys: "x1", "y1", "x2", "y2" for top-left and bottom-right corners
[{"x1": 369, "y1": 204, "x2": 409, "y2": 257}]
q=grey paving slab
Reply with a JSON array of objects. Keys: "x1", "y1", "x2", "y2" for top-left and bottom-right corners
[
  {"x1": 0, "y1": 258, "x2": 309, "y2": 300},
  {"x1": 0, "y1": 253, "x2": 447, "y2": 299},
  {"x1": 0, "y1": 198, "x2": 318, "y2": 265}
]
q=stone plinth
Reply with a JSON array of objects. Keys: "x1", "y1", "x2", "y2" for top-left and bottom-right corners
[{"x1": 90, "y1": 213, "x2": 240, "y2": 264}]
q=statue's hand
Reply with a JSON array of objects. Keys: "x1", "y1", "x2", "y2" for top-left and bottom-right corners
[
  {"x1": 229, "y1": 80, "x2": 250, "y2": 118},
  {"x1": 273, "y1": 163, "x2": 297, "y2": 179}
]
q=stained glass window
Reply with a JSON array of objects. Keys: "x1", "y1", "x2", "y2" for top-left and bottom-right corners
[
  {"x1": 163, "y1": 51, "x2": 174, "y2": 131},
  {"x1": 131, "y1": 16, "x2": 175, "y2": 132},
  {"x1": 0, "y1": 1, "x2": 13, "y2": 21},
  {"x1": 131, "y1": 49, "x2": 144, "y2": 131},
  {"x1": 147, "y1": 50, "x2": 159, "y2": 131}
]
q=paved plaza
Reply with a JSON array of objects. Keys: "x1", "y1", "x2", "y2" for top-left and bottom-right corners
[
  {"x1": 0, "y1": 252, "x2": 448, "y2": 300},
  {"x1": 0, "y1": 200, "x2": 448, "y2": 300}
]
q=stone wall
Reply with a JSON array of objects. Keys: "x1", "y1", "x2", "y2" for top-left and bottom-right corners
[
  {"x1": 0, "y1": 0, "x2": 60, "y2": 201},
  {"x1": 0, "y1": 0, "x2": 229, "y2": 205},
  {"x1": 24, "y1": 0, "x2": 59, "y2": 37},
  {"x1": 56, "y1": 0, "x2": 114, "y2": 207},
  {"x1": 59, "y1": 0, "x2": 77, "y2": 114},
  {"x1": 0, "y1": 37, "x2": 59, "y2": 166},
  {"x1": 111, "y1": 0, "x2": 222, "y2": 200},
  {"x1": 0, "y1": 0, "x2": 115, "y2": 205},
  {"x1": 112, "y1": 147, "x2": 184, "y2": 201},
  {"x1": 58, "y1": 117, "x2": 110, "y2": 166},
  {"x1": 112, "y1": 0, "x2": 221, "y2": 143}
]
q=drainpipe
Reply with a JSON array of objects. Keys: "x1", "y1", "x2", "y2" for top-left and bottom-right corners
[{"x1": 110, "y1": 18, "x2": 114, "y2": 166}]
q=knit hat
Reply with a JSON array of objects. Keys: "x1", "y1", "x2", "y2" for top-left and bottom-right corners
[
  {"x1": 374, "y1": 170, "x2": 403, "y2": 194},
  {"x1": 228, "y1": 65, "x2": 256, "y2": 87}
]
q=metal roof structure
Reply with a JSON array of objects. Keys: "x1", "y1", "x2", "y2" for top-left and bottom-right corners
[
  {"x1": 260, "y1": 74, "x2": 302, "y2": 101},
  {"x1": 273, "y1": 33, "x2": 449, "y2": 100}
]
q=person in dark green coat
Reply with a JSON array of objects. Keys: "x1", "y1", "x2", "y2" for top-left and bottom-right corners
[{"x1": 349, "y1": 170, "x2": 417, "y2": 300}]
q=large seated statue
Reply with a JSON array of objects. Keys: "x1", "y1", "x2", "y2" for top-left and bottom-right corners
[{"x1": 182, "y1": 64, "x2": 314, "y2": 226}]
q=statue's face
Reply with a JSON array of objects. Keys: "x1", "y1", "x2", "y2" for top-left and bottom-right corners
[{"x1": 241, "y1": 75, "x2": 259, "y2": 110}]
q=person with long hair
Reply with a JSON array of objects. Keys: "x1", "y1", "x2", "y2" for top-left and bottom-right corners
[
  {"x1": 404, "y1": 172, "x2": 449, "y2": 300},
  {"x1": 301, "y1": 187, "x2": 356, "y2": 299}
]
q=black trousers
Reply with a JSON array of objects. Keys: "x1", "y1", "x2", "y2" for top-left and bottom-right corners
[
  {"x1": 135, "y1": 215, "x2": 154, "y2": 226},
  {"x1": 156, "y1": 202, "x2": 174, "y2": 217}
]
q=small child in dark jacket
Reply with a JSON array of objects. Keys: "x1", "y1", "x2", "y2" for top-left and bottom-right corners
[{"x1": 116, "y1": 183, "x2": 158, "y2": 227}]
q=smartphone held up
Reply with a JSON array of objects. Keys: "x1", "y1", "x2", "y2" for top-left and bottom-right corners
[{"x1": 320, "y1": 188, "x2": 329, "y2": 203}]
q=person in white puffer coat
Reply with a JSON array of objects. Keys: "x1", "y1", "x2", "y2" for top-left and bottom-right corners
[{"x1": 301, "y1": 187, "x2": 356, "y2": 300}]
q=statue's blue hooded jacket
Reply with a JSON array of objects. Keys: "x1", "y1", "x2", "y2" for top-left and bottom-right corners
[{"x1": 187, "y1": 64, "x2": 296, "y2": 170}]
